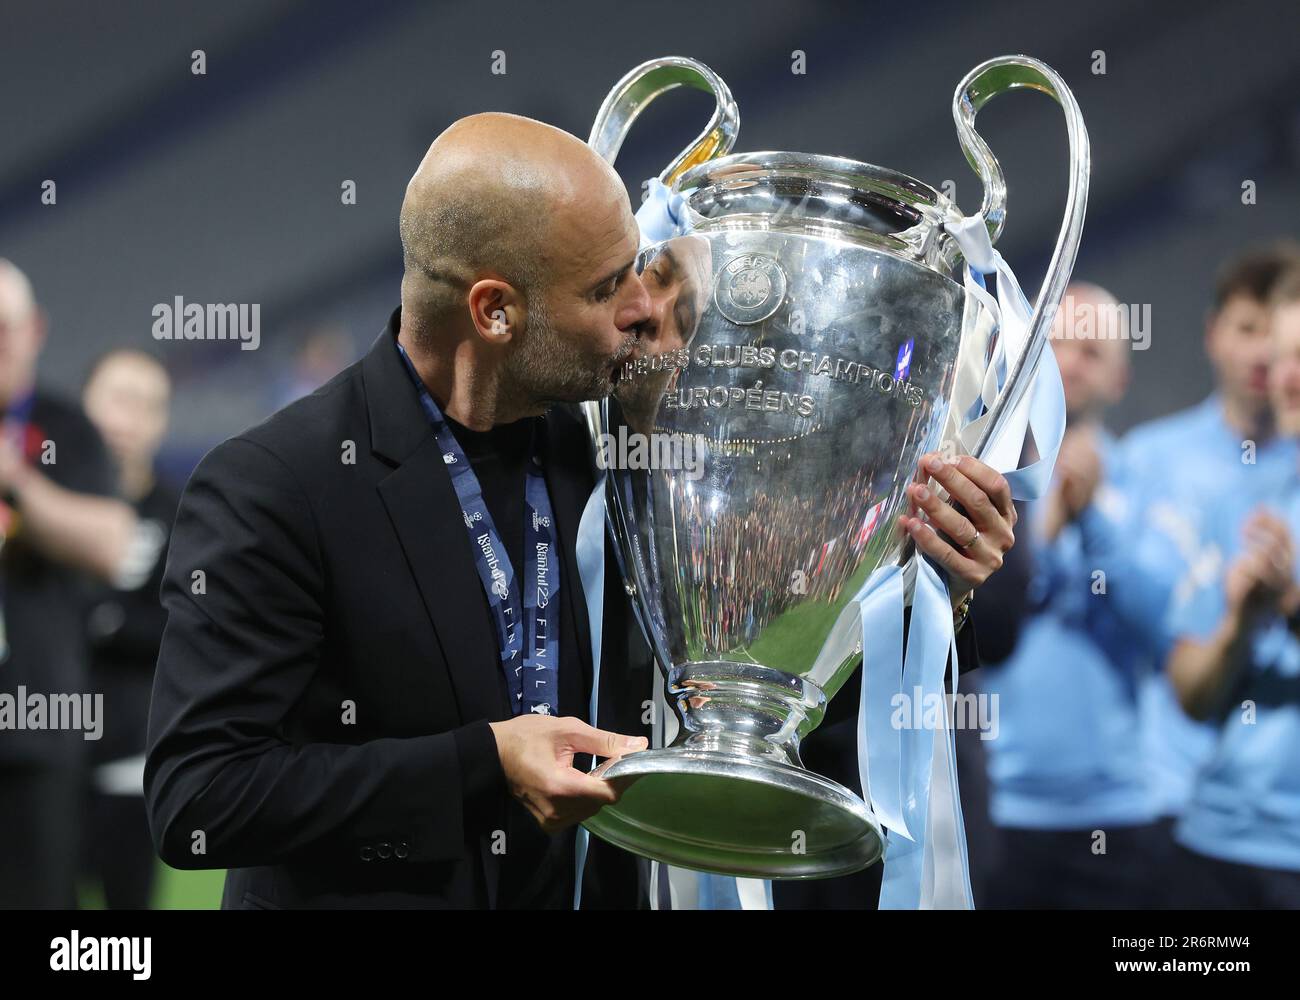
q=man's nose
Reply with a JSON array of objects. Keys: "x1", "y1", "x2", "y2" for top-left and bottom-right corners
[{"x1": 617, "y1": 268, "x2": 653, "y2": 331}]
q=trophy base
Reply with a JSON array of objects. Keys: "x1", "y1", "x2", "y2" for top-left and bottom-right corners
[{"x1": 583, "y1": 747, "x2": 882, "y2": 879}]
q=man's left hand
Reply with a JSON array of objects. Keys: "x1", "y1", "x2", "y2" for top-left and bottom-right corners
[{"x1": 897, "y1": 452, "x2": 1017, "y2": 609}]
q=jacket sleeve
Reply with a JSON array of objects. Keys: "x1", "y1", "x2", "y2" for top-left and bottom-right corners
[
  {"x1": 144, "y1": 436, "x2": 499, "y2": 870},
  {"x1": 967, "y1": 501, "x2": 1032, "y2": 667}
]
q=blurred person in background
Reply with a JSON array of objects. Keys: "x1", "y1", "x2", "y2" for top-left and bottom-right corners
[
  {"x1": 272, "y1": 325, "x2": 356, "y2": 410},
  {"x1": 1164, "y1": 266, "x2": 1300, "y2": 907},
  {"x1": 979, "y1": 282, "x2": 1167, "y2": 908},
  {"x1": 0, "y1": 260, "x2": 144, "y2": 908},
  {"x1": 79, "y1": 349, "x2": 177, "y2": 909},
  {"x1": 1118, "y1": 242, "x2": 1300, "y2": 887}
]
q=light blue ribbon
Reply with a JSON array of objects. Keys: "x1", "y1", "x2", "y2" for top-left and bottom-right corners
[
  {"x1": 695, "y1": 873, "x2": 743, "y2": 909},
  {"x1": 572, "y1": 473, "x2": 608, "y2": 910},
  {"x1": 945, "y1": 214, "x2": 1067, "y2": 502},
  {"x1": 1002, "y1": 341, "x2": 1064, "y2": 501},
  {"x1": 880, "y1": 558, "x2": 966, "y2": 908},
  {"x1": 855, "y1": 565, "x2": 907, "y2": 837},
  {"x1": 635, "y1": 177, "x2": 689, "y2": 246},
  {"x1": 940, "y1": 633, "x2": 974, "y2": 907}
]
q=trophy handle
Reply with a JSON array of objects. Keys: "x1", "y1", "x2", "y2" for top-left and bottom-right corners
[
  {"x1": 587, "y1": 55, "x2": 740, "y2": 186},
  {"x1": 583, "y1": 57, "x2": 739, "y2": 453},
  {"x1": 952, "y1": 55, "x2": 1090, "y2": 459}
]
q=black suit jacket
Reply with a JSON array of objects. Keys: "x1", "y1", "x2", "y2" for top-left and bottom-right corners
[{"x1": 144, "y1": 312, "x2": 654, "y2": 909}]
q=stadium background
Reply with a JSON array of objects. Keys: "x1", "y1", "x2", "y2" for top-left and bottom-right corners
[{"x1": 2, "y1": 0, "x2": 1299, "y2": 907}]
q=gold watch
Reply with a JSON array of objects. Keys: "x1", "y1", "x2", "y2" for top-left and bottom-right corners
[{"x1": 952, "y1": 592, "x2": 974, "y2": 634}]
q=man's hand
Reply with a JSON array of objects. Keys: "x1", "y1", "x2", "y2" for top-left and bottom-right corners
[
  {"x1": 1041, "y1": 426, "x2": 1102, "y2": 539},
  {"x1": 899, "y1": 452, "x2": 1017, "y2": 608},
  {"x1": 0, "y1": 426, "x2": 139, "y2": 582},
  {"x1": 1226, "y1": 509, "x2": 1298, "y2": 623},
  {"x1": 1057, "y1": 426, "x2": 1102, "y2": 514},
  {"x1": 488, "y1": 715, "x2": 648, "y2": 833},
  {"x1": 1170, "y1": 507, "x2": 1297, "y2": 721}
]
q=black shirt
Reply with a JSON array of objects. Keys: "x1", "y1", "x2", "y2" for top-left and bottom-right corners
[{"x1": 443, "y1": 413, "x2": 589, "y2": 909}]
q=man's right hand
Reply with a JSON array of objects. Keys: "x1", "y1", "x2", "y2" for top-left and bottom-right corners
[
  {"x1": 1041, "y1": 426, "x2": 1103, "y2": 540},
  {"x1": 1226, "y1": 509, "x2": 1297, "y2": 623},
  {"x1": 488, "y1": 716, "x2": 648, "y2": 833}
]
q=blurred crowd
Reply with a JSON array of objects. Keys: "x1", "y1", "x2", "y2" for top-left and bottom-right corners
[
  {"x1": 2, "y1": 239, "x2": 1300, "y2": 909},
  {"x1": 970, "y1": 244, "x2": 1300, "y2": 908},
  {"x1": 0, "y1": 259, "x2": 356, "y2": 909}
]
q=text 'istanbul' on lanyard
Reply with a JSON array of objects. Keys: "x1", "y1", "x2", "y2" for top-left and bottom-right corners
[{"x1": 397, "y1": 342, "x2": 560, "y2": 716}]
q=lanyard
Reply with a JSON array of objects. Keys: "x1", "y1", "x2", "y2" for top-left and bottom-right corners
[{"x1": 396, "y1": 343, "x2": 561, "y2": 716}]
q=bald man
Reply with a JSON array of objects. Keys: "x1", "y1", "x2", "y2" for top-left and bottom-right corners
[
  {"x1": 145, "y1": 114, "x2": 659, "y2": 909},
  {"x1": 0, "y1": 261, "x2": 141, "y2": 908},
  {"x1": 977, "y1": 283, "x2": 1175, "y2": 908}
]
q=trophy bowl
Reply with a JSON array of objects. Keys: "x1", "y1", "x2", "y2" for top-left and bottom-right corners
[{"x1": 582, "y1": 56, "x2": 1088, "y2": 878}]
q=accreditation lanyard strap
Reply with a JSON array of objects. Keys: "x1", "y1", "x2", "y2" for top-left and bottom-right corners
[{"x1": 397, "y1": 343, "x2": 560, "y2": 716}]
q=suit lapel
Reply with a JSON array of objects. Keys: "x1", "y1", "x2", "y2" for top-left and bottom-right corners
[{"x1": 365, "y1": 314, "x2": 508, "y2": 908}]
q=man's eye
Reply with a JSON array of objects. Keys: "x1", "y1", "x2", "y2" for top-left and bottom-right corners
[{"x1": 595, "y1": 277, "x2": 620, "y2": 302}]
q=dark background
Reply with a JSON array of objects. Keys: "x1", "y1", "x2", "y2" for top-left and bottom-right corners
[{"x1": 2, "y1": 0, "x2": 1298, "y2": 468}]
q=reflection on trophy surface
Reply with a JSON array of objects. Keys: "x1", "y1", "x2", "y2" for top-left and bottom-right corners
[
  {"x1": 617, "y1": 236, "x2": 713, "y2": 434},
  {"x1": 583, "y1": 54, "x2": 1088, "y2": 878}
]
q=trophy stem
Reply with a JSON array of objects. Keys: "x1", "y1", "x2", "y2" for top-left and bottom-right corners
[
  {"x1": 583, "y1": 660, "x2": 881, "y2": 879},
  {"x1": 666, "y1": 660, "x2": 826, "y2": 769}
]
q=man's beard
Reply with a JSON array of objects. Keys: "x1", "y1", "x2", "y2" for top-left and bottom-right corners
[{"x1": 504, "y1": 296, "x2": 635, "y2": 406}]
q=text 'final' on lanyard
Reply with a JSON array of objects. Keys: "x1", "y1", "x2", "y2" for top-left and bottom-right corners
[{"x1": 396, "y1": 342, "x2": 561, "y2": 717}]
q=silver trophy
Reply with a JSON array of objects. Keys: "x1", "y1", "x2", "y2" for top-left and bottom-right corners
[{"x1": 583, "y1": 55, "x2": 1088, "y2": 878}]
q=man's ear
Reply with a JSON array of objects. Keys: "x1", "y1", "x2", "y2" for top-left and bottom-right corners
[{"x1": 467, "y1": 279, "x2": 523, "y2": 345}]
